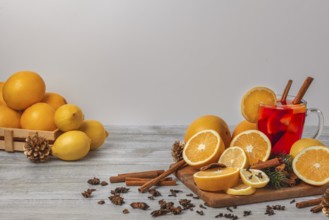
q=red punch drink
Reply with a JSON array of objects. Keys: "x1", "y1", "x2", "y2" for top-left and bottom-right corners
[{"x1": 257, "y1": 99, "x2": 306, "y2": 155}]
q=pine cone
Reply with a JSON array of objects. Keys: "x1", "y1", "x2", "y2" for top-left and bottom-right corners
[
  {"x1": 24, "y1": 133, "x2": 51, "y2": 162},
  {"x1": 321, "y1": 188, "x2": 329, "y2": 216},
  {"x1": 171, "y1": 141, "x2": 184, "y2": 162}
]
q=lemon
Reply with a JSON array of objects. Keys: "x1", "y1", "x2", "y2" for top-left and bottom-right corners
[
  {"x1": 52, "y1": 131, "x2": 91, "y2": 161},
  {"x1": 218, "y1": 146, "x2": 249, "y2": 169},
  {"x1": 79, "y1": 120, "x2": 109, "y2": 150},
  {"x1": 226, "y1": 183, "x2": 256, "y2": 196},
  {"x1": 54, "y1": 104, "x2": 84, "y2": 131},
  {"x1": 240, "y1": 168, "x2": 269, "y2": 188},
  {"x1": 290, "y1": 138, "x2": 325, "y2": 159}
]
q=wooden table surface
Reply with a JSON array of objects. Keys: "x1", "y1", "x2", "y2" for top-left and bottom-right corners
[{"x1": 1, "y1": 125, "x2": 328, "y2": 220}]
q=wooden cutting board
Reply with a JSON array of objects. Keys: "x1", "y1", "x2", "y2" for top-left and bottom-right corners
[{"x1": 175, "y1": 165, "x2": 329, "y2": 208}]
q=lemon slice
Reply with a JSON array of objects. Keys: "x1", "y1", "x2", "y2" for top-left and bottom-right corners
[
  {"x1": 292, "y1": 146, "x2": 329, "y2": 186},
  {"x1": 240, "y1": 168, "x2": 269, "y2": 188},
  {"x1": 218, "y1": 146, "x2": 248, "y2": 169},
  {"x1": 183, "y1": 129, "x2": 225, "y2": 169},
  {"x1": 226, "y1": 183, "x2": 256, "y2": 195},
  {"x1": 194, "y1": 167, "x2": 240, "y2": 192},
  {"x1": 241, "y1": 86, "x2": 276, "y2": 123}
]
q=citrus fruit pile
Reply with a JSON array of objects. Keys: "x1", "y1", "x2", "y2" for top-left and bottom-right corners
[
  {"x1": 183, "y1": 85, "x2": 328, "y2": 193},
  {"x1": 1, "y1": 70, "x2": 109, "y2": 161}
]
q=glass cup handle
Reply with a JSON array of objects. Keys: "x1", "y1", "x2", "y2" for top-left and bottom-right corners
[{"x1": 306, "y1": 108, "x2": 324, "y2": 139}]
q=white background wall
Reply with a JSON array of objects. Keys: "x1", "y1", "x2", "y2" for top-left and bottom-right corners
[{"x1": 0, "y1": 0, "x2": 328, "y2": 126}]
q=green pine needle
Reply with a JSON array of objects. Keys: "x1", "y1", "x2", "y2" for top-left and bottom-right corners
[{"x1": 265, "y1": 169, "x2": 289, "y2": 189}]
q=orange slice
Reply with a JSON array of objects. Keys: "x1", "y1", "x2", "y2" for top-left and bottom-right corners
[
  {"x1": 230, "y1": 130, "x2": 271, "y2": 165},
  {"x1": 241, "y1": 87, "x2": 277, "y2": 123},
  {"x1": 193, "y1": 167, "x2": 240, "y2": 191},
  {"x1": 240, "y1": 168, "x2": 270, "y2": 188},
  {"x1": 226, "y1": 183, "x2": 256, "y2": 195},
  {"x1": 292, "y1": 146, "x2": 329, "y2": 186},
  {"x1": 218, "y1": 146, "x2": 249, "y2": 169},
  {"x1": 183, "y1": 129, "x2": 225, "y2": 168}
]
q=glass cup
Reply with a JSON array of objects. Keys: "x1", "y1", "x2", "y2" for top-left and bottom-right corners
[{"x1": 257, "y1": 95, "x2": 324, "y2": 155}]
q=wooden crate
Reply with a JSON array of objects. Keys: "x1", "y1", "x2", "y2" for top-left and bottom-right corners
[{"x1": 0, "y1": 127, "x2": 61, "y2": 152}]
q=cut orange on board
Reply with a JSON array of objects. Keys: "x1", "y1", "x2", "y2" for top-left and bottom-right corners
[
  {"x1": 218, "y1": 146, "x2": 248, "y2": 169},
  {"x1": 193, "y1": 167, "x2": 240, "y2": 192},
  {"x1": 241, "y1": 87, "x2": 276, "y2": 123},
  {"x1": 226, "y1": 183, "x2": 256, "y2": 195},
  {"x1": 183, "y1": 129, "x2": 225, "y2": 169},
  {"x1": 240, "y1": 168, "x2": 270, "y2": 188},
  {"x1": 292, "y1": 146, "x2": 329, "y2": 186},
  {"x1": 230, "y1": 130, "x2": 271, "y2": 165}
]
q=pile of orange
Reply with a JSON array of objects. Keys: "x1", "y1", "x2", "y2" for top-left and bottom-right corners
[{"x1": 1, "y1": 70, "x2": 109, "y2": 161}]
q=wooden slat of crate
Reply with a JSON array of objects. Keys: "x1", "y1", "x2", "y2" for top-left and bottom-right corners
[{"x1": 0, "y1": 127, "x2": 61, "y2": 152}]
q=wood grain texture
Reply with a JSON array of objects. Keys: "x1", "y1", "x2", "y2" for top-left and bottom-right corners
[
  {"x1": 0, "y1": 125, "x2": 328, "y2": 220},
  {"x1": 176, "y1": 165, "x2": 329, "y2": 208}
]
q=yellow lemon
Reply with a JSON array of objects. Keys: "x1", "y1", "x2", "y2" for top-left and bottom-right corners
[
  {"x1": 20, "y1": 103, "x2": 57, "y2": 131},
  {"x1": 79, "y1": 120, "x2": 108, "y2": 150},
  {"x1": 185, "y1": 115, "x2": 231, "y2": 149},
  {"x1": 52, "y1": 130, "x2": 91, "y2": 161},
  {"x1": 0, "y1": 105, "x2": 21, "y2": 128},
  {"x1": 3, "y1": 71, "x2": 46, "y2": 110},
  {"x1": 289, "y1": 138, "x2": 325, "y2": 159},
  {"x1": 54, "y1": 104, "x2": 84, "y2": 131},
  {"x1": 41, "y1": 92, "x2": 67, "y2": 110},
  {"x1": 240, "y1": 168, "x2": 270, "y2": 188},
  {"x1": 226, "y1": 183, "x2": 256, "y2": 196}
]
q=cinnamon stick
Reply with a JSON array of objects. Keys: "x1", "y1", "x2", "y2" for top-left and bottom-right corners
[
  {"x1": 110, "y1": 171, "x2": 161, "y2": 183},
  {"x1": 125, "y1": 177, "x2": 173, "y2": 182},
  {"x1": 138, "y1": 160, "x2": 186, "y2": 193},
  {"x1": 292, "y1": 77, "x2": 314, "y2": 104},
  {"x1": 250, "y1": 158, "x2": 282, "y2": 170},
  {"x1": 310, "y1": 204, "x2": 323, "y2": 213},
  {"x1": 126, "y1": 180, "x2": 177, "y2": 186},
  {"x1": 296, "y1": 198, "x2": 322, "y2": 208},
  {"x1": 280, "y1": 79, "x2": 293, "y2": 104},
  {"x1": 118, "y1": 170, "x2": 165, "y2": 176}
]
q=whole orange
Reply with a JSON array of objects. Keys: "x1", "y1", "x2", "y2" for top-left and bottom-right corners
[
  {"x1": 20, "y1": 103, "x2": 57, "y2": 131},
  {"x1": 0, "y1": 105, "x2": 21, "y2": 128},
  {"x1": 0, "y1": 82, "x2": 6, "y2": 105},
  {"x1": 41, "y1": 92, "x2": 67, "y2": 110},
  {"x1": 184, "y1": 115, "x2": 232, "y2": 148},
  {"x1": 232, "y1": 120, "x2": 257, "y2": 138},
  {"x1": 3, "y1": 71, "x2": 46, "y2": 110}
]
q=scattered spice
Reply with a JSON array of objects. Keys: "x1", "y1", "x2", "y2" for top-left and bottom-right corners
[
  {"x1": 159, "y1": 199, "x2": 174, "y2": 210},
  {"x1": 179, "y1": 199, "x2": 195, "y2": 210},
  {"x1": 122, "y1": 208, "x2": 129, "y2": 214},
  {"x1": 196, "y1": 210, "x2": 204, "y2": 215},
  {"x1": 171, "y1": 206, "x2": 182, "y2": 215},
  {"x1": 215, "y1": 213, "x2": 223, "y2": 218},
  {"x1": 265, "y1": 205, "x2": 275, "y2": 216},
  {"x1": 223, "y1": 213, "x2": 238, "y2": 220},
  {"x1": 255, "y1": 172, "x2": 263, "y2": 179},
  {"x1": 248, "y1": 175, "x2": 253, "y2": 180},
  {"x1": 193, "y1": 196, "x2": 200, "y2": 199},
  {"x1": 168, "y1": 189, "x2": 183, "y2": 197},
  {"x1": 151, "y1": 209, "x2": 169, "y2": 217},
  {"x1": 233, "y1": 205, "x2": 237, "y2": 209},
  {"x1": 148, "y1": 189, "x2": 161, "y2": 197},
  {"x1": 108, "y1": 194, "x2": 124, "y2": 205},
  {"x1": 186, "y1": 193, "x2": 193, "y2": 197},
  {"x1": 81, "y1": 188, "x2": 96, "y2": 198},
  {"x1": 246, "y1": 166, "x2": 252, "y2": 173},
  {"x1": 148, "y1": 196, "x2": 155, "y2": 200},
  {"x1": 111, "y1": 186, "x2": 130, "y2": 194},
  {"x1": 272, "y1": 205, "x2": 285, "y2": 210},
  {"x1": 130, "y1": 202, "x2": 150, "y2": 210},
  {"x1": 87, "y1": 177, "x2": 100, "y2": 185},
  {"x1": 100, "y1": 181, "x2": 108, "y2": 186},
  {"x1": 97, "y1": 200, "x2": 105, "y2": 205},
  {"x1": 243, "y1": 210, "x2": 252, "y2": 216},
  {"x1": 290, "y1": 199, "x2": 296, "y2": 204},
  {"x1": 199, "y1": 204, "x2": 207, "y2": 209},
  {"x1": 200, "y1": 163, "x2": 226, "y2": 171},
  {"x1": 226, "y1": 207, "x2": 233, "y2": 212}
]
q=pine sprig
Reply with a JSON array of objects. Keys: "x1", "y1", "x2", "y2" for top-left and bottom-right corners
[{"x1": 264, "y1": 168, "x2": 289, "y2": 189}]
